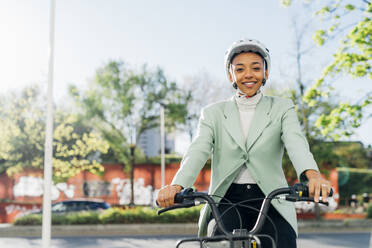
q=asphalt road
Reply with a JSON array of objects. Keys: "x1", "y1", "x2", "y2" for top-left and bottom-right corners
[{"x1": 0, "y1": 232, "x2": 370, "y2": 248}]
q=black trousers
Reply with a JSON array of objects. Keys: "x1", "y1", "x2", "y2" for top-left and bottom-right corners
[{"x1": 213, "y1": 183, "x2": 297, "y2": 248}]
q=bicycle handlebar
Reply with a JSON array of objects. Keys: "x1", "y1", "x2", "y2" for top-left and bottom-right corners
[{"x1": 157, "y1": 183, "x2": 333, "y2": 237}]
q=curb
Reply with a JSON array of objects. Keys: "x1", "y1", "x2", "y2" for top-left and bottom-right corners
[
  {"x1": 0, "y1": 220, "x2": 371, "y2": 237},
  {"x1": 298, "y1": 219, "x2": 372, "y2": 233},
  {"x1": 0, "y1": 224, "x2": 198, "y2": 237}
]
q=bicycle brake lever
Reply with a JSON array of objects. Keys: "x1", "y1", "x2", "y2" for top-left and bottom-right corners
[{"x1": 285, "y1": 195, "x2": 300, "y2": 202}]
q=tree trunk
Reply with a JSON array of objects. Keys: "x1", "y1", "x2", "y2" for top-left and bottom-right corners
[{"x1": 129, "y1": 145, "x2": 135, "y2": 205}]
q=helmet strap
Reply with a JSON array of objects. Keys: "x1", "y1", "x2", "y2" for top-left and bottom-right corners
[{"x1": 262, "y1": 60, "x2": 267, "y2": 86}]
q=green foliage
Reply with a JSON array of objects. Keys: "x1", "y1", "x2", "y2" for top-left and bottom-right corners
[
  {"x1": 345, "y1": 4, "x2": 355, "y2": 11},
  {"x1": 14, "y1": 206, "x2": 202, "y2": 225},
  {"x1": 313, "y1": 29, "x2": 326, "y2": 46},
  {"x1": 314, "y1": 99, "x2": 371, "y2": 140},
  {"x1": 332, "y1": 142, "x2": 369, "y2": 169},
  {"x1": 0, "y1": 86, "x2": 109, "y2": 181},
  {"x1": 367, "y1": 204, "x2": 372, "y2": 218},
  {"x1": 283, "y1": 141, "x2": 369, "y2": 183},
  {"x1": 280, "y1": 0, "x2": 291, "y2": 7},
  {"x1": 14, "y1": 212, "x2": 100, "y2": 225},
  {"x1": 136, "y1": 154, "x2": 182, "y2": 165},
  {"x1": 70, "y1": 61, "x2": 191, "y2": 204},
  {"x1": 337, "y1": 167, "x2": 372, "y2": 205},
  {"x1": 284, "y1": 0, "x2": 372, "y2": 140},
  {"x1": 14, "y1": 214, "x2": 42, "y2": 225},
  {"x1": 70, "y1": 61, "x2": 190, "y2": 169},
  {"x1": 66, "y1": 211, "x2": 100, "y2": 225}
]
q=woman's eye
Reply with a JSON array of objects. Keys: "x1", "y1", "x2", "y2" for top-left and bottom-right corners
[
  {"x1": 235, "y1": 68, "x2": 244, "y2": 72},
  {"x1": 253, "y1": 67, "x2": 261, "y2": 71}
]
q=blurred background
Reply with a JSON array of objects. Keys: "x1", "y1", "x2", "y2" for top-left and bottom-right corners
[{"x1": 0, "y1": 0, "x2": 371, "y2": 247}]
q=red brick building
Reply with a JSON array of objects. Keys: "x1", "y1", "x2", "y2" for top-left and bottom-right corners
[
  {"x1": 0, "y1": 163, "x2": 211, "y2": 223},
  {"x1": 0, "y1": 163, "x2": 339, "y2": 223}
]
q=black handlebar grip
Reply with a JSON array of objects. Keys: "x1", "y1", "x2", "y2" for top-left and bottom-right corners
[
  {"x1": 174, "y1": 193, "x2": 183, "y2": 203},
  {"x1": 174, "y1": 187, "x2": 194, "y2": 203},
  {"x1": 294, "y1": 183, "x2": 334, "y2": 198}
]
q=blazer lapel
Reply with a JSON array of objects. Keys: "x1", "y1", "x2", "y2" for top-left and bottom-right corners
[
  {"x1": 246, "y1": 96, "x2": 272, "y2": 151},
  {"x1": 223, "y1": 97, "x2": 246, "y2": 151}
]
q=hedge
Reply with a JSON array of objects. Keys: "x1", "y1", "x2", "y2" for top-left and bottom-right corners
[
  {"x1": 14, "y1": 206, "x2": 202, "y2": 225},
  {"x1": 367, "y1": 204, "x2": 372, "y2": 219},
  {"x1": 337, "y1": 168, "x2": 372, "y2": 205}
]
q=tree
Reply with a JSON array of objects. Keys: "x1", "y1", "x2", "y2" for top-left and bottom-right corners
[
  {"x1": 281, "y1": 0, "x2": 372, "y2": 140},
  {"x1": 181, "y1": 71, "x2": 234, "y2": 141},
  {"x1": 274, "y1": 2, "x2": 370, "y2": 216},
  {"x1": 70, "y1": 60, "x2": 189, "y2": 204},
  {"x1": 266, "y1": 9, "x2": 341, "y2": 184},
  {"x1": 0, "y1": 86, "x2": 109, "y2": 182},
  {"x1": 266, "y1": 3, "x2": 372, "y2": 180}
]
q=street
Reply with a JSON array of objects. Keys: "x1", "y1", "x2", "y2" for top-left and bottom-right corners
[{"x1": 0, "y1": 232, "x2": 370, "y2": 248}]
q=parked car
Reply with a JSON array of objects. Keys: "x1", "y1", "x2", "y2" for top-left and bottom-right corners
[
  {"x1": 51, "y1": 199, "x2": 111, "y2": 214},
  {"x1": 29, "y1": 199, "x2": 111, "y2": 215}
]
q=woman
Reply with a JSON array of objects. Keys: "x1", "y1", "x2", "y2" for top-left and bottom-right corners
[{"x1": 157, "y1": 38, "x2": 331, "y2": 247}]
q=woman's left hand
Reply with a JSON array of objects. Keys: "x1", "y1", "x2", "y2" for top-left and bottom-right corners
[{"x1": 305, "y1": 170, "x2": 332, "y2": 203}]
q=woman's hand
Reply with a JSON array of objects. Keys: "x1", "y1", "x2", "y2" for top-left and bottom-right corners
[
  {"x1": 305, "y1": 170, "x2": 332, "y2": 203},
  {"x1": 157, "y1": 184, "x2": 183, "y2": 208}
]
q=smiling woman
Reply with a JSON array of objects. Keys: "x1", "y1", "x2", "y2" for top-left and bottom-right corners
[
  {"x1": 157, "y1": 38, "x2": 332, "y2": 247},
  {"x1": 228, "y1": 52, "x2": 268, "y2": 97},
  {"x1": 224, "y1": 39, "x2": 270, "y2": 98}
]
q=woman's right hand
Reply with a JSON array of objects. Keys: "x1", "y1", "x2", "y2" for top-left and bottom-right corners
[{"x1": 157, "y1": 184, "x2": 183, "y2": 208}]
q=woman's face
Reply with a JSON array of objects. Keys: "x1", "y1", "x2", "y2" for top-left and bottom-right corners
[{"x1": 228, "y1": 52, "x2": 268, "y2": 97}]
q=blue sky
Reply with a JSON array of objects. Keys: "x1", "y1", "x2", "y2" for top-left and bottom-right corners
[{"x1": 3, "y1": 0, "x2": 371, "y2": 151}]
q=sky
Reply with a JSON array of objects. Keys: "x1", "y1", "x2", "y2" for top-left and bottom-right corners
[{"x1": 2, "y1": 0, "x2": 371, "y2": 153}]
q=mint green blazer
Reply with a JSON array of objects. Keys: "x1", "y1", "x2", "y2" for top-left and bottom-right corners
[{"x1": 171, "y1": 95, "x2": 319, "y2": 237}]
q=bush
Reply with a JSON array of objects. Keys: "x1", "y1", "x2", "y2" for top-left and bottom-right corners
[
  {"x1": 14, "y1": 206, "x2": 202, "y2": 225},
  {"x1": 65, "y1": 211, "x2": 100, "y2": 225},
  {"x1": 14, "y1": 214, "x2": 42, "y2": 225},
  {"x1": 14, "y1": 212, "x2": 101, "y2": 225},
  {"x1": 337, "y1": 168, "x2": 372, "y2": 205},
  {"x1": 367, "y1": 204, "x2": 372, "y2": 219},
  {"x1": 99, "y1": 206, "x2": 201, "y2": 224}
]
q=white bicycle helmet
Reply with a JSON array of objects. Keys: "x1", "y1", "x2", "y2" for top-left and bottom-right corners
[{"x1": 224, "y1": 38, "x2": 271, "y2": 80}]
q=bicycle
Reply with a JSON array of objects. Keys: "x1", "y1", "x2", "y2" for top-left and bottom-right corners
[{"x1": 158, "y1": 183, "x2": 333, "y2": 248}]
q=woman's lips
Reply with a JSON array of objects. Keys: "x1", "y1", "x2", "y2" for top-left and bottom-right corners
[{"x1": 242, "y1": 82, "x2": 256, "y2": 88}]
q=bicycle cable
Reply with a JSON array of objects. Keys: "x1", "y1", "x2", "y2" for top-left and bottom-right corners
[
  {"x1": 209, "y1": 194, "x2": 243, "y2": 232},
  {"x1": 209, "y1": 195, "x2": 279, "y2": 246}
]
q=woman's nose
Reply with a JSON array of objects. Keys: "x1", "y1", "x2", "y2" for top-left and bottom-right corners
[{"x1": 244, "y1": 69, "x2": 254, "y2": 79}]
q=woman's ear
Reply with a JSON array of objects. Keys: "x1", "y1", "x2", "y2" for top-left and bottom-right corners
[
  {"x1": 264, "y1": 69, "x2": 269, "y2": 80},
  {"x1": 228, "y1": 71, "x2": 234, "y2": 83}
]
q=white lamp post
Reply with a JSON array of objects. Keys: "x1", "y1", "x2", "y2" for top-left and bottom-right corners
[
  {"x1": 42, "y1": 0, "x2": 56, "y2": 247},
  {"x1": 160, "y1": 104, "x2": 165, "y2": 188}
]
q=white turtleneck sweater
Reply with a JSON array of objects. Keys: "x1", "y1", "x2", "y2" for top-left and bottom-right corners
[{"x1": 233, "y1": 91, "x2": 262, "y2": 184}]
